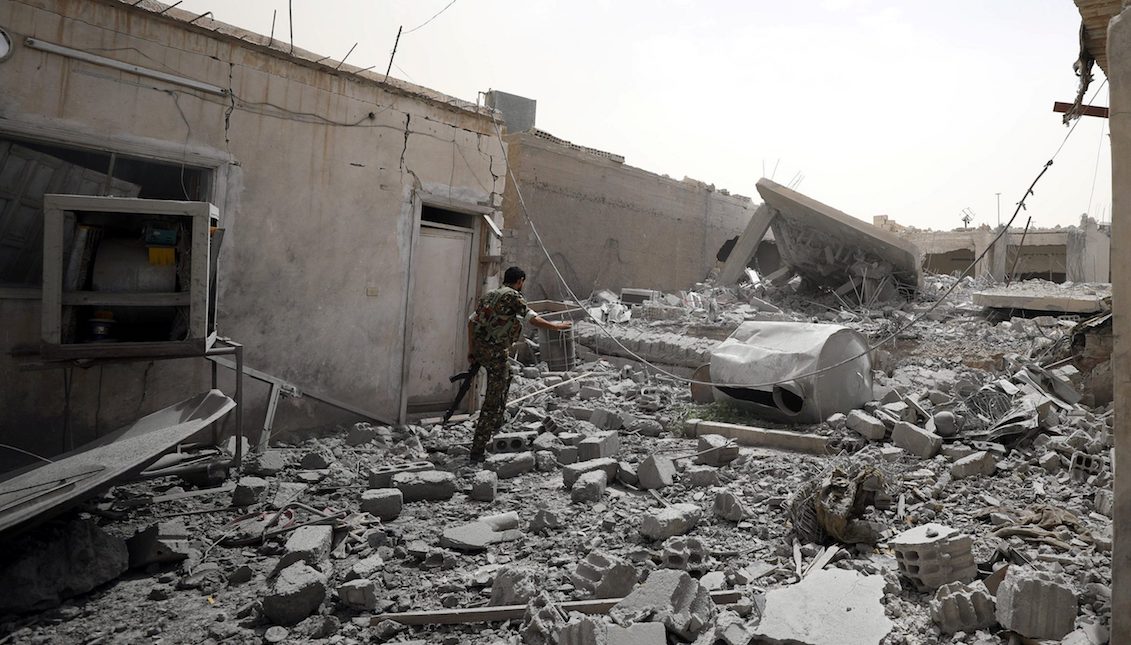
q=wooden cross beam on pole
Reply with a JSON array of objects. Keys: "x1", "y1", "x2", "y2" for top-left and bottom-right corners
[{"x1": 1053, "y1": 101, "x2": 1109, "y2": 119}]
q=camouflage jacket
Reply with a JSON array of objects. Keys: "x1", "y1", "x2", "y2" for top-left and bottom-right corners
[{"x1": 470, "y1": 286, "x2": 529, "y2": 353}]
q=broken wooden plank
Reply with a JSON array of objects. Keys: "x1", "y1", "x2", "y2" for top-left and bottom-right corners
[
  {"x1": 685, "y1": 419, "x2": 831, "y2": 455},
  {"x1": 370, "y1": 590, "x2": 743, "y2": 626}
]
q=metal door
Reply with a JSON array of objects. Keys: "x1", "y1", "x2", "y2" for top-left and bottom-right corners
[{"x1": 406, "y1": 224, "x2": 473, "y2": 412}]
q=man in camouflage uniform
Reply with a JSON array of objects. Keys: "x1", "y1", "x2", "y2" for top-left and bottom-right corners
[{"x1": 467, "y1": 266, "x2": 571, "y2": 462}]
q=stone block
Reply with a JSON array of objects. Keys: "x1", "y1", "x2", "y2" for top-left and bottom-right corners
[
  {"x1": 891, "y1": 422, "x2": 942, "y2": 458},
  {"x1": 713, "y1": 490, "x2": 749, "y2": 522},
  {"x1": 846, "y1": 410, "x2": 887, "y2": 441},
  {"x1": 560, "y1": 616, "x2": 667, "y2": 645},
  {"x1": 565, "y1": 406, "x2": 591, "y2": 421},
  {"x1": 661, "y1": 536, "x2": 710, "y2": 571},
  {"x1": 572, "y1": 470, "x2": 608, "y2": 503},
  {"x1": 359, "y1": 488, "x2": 402, "y2": 521},
  {"x1": 637, "y1": 454, "x2": 677, "y2": 490},
  {"x1": 470, "y1": 470, "x2": 498, "y2": 502},
  {"x1": 368, "y1": 461, "x2": 433, "y2": 488},
  {"x1": 879, "y1": 446, "x2": 903, "y2": 462},
  {"x1": 562, "y1": 458, "x2": 619, "y2": 489},
  {"x1": 337, "y1": 579, "x2": 378, "y2": 611},
  {"x1": 609, "y1": 569, "x2": 717, "y2": 640},
  {"x1": 571, "y1": 551, "x2": 637, "y2": 599},
  {"x1": 535, "y1": 450, "x2": 558, "y2": 471},
  {"x1": 263, "y1": 562, "x2": 327, "y2": 626},
  {"x1": 579, "y1": 385, "x2": 603, "y2": 400},
  {"x1": 232, "y1": 476, "x2": 269, "y2": 507},
  {"x1": 245, "y1": 450, "x2": 288, "y2": 476},
  {"x1": 941, "y1": 443, "x2": 975, "y2": 460},
  {"x1": 684, "y1": 465, "x2": 719, "y2": 487},
  {"x1": 589, "y1": 408, "x2": 624, "y2": 431},
  {"x1": 532, "y1": 432, "x2": 563, "y2": 451},
  {"x1": 557, "y1": 445, "x2": 579, "y2": 465},
  {"x1": 1094, "y1": 489, "x2": 1113, "y2": 518},
  {"x1": 556, "y1": 380, "x2": 581, "y2": 398},
  {"x1": 486, "y1": 451, "x2": 536, "y2": 479},
  {"x1": 1040, "y1": 451, "x2": 1063, "y2": 473},
  {"x1": 299, "y1": 447, "x2": 334, "y2": 470},
  {"x1": 930, "y1": 581, "x2": 996, "y2": 634},
  {"x1": 949, "y1": 451, "x2": 996, "y2": 479},
  {"x1": 531, "y1": 508, "x2": 562, "y2": 533},
  {"x1": 578, "y1": 431, "x2": 621, "y2": 461},
  {"x1": 640, "y1": 503, "x2": 701, "y2": 541},
  {"x1": 392, "y1": 470, "x2": 457, "y2": 502},
  {"x1": 890, "y1": 523, "x2": 976, "y2": 591},
  {"x1": 695, "y1": 434, "x2": 739, "y2": 466},
  {"x1": 490, "y1": 431, "x2": 537, "y2": 453},
  {"x1": 995, "y1": 567, "x2": 1077, "y2": 640},
  {"x1": 558, "y1": 432, "x2": 584, "y2": 445},
  {"x1": 278, "y1": 525, "x2": 333, "y2": 571},
  {"x1": 344, "y1": 554, "x2": 384, "y2": 581}
]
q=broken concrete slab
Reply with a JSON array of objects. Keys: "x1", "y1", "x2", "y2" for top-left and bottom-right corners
[
  {"x1": 686, "y1": 419, "x2": 831, "y2": 455},
  {"x1": 891, "y1": 421, "x2": 942, "y2": 458},
  {"x1": 470, "y1": 470, "x2": 498, "y2": 502},
  {"x1": 712, "y1": 490, "x2": 750, "y2": 522},
  {"x1": 846, "y1": 410, "x2": 887, "y2": 441},
  {"x1": 755, "y1": 178, "x2": 922, "y2": 296},
  {"x1": 278, "y1": 525, "x2": 334, "y2": 571},
  {"x1": 489, "y1": 566, "x2": 538, "y2": 606},
  {"x1": 440, "y1": 512, "x2": 522, "y2": 552},
  {"x1": 571, "y1": 551, "x2": 638, "y2": 599},
  {"x1": 640, "y1": 503, "x2": 702, "y2": 541},
  {"x1": 684, "y1": 465, "x2": 720, "y2": 487},
  {"x1": 392, "y1": 470, "x2": 457, "y2": 502},
  {"x1": 263, "y1": 562, "x2": 327, "y2": 626},
  {"x1": 949, "y1": 451, "x2": 997, "y2": 479},
  {"x1": 562, "y1": 458, "x2": 619, "y2": 489},
  {"x1": 973, "y1": 283, "x2": 1109, "y2": 314},
  {"x1": 695, "y1": 434, "x2": 738, "y2": 466},
  {"x1": 126, "y1": 521, "x2": 192, "y2": 569},
  {"x1": 578, "y1": 431, "x2": 621, "y2": 461},
  {"x1": 0, "y1": 518, "x2": 128, "y2": 614},
  {"x1": 995, "y1": 566, "x2": 1078, "y2": 640},
  {"x1": 571, "y1": 470, "x2": 607, "y2": 503},
  {"x1": 337, "y1": 578, "x2": 378, "y2": 611},
  {"x1": 608, "y1": 569, "x2": 717, "y2": 640},
  {"x1": 486, "y1": 451, "x2": 536, "y2": 479},
  {"x1": 753, "y1": 567, "x2": 892, "y2": 645},
  {"x1": 359, "y1": 488, "x2": 403, "y2": 521},
  {"x1": 718, "y1": 202, "x2": 777, "y2": 286},
  {"x1": 637, "y1": 454, "x2": 677, "y2": 489},
  {"x1": 368, "y1": 461, "x2": 434, "y2": 488},
  {"x1": 232, "y1": 476, "x2": 269, "y2": 507}
]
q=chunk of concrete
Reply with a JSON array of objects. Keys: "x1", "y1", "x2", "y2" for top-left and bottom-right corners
[
  {"x1": 572, "y1": 470, "x2": 608, "y2": 503},
  {"x1": 930, "y1": 581, "x2": 996, "y2": 634},
  {"x1": 560, "y1": 616, "x2": 667, "y2": 644},
  {"x1": 489, "y1": 566, "x2": 538, "y2": 606},
  {"x1": 891, "y1": 421, "x2": 942, "y2": 458},
  {"x1": 441, "y1": 513, "x2": 522, "y2": 552},
  {"x1": 846, "y1": 410, "x2": 886, "y2": 441},
  {"x1": 995, "y1": 567, "x2": 1077, "y2": 640},
  {"x1": 337, "y1": 579, "x2": 378, "y2": 611},
  {"x1": 588, "y1": 408, "x2": 625, "y2": 431},
  {"x1": 571, "y1": 551, "x2": 637, "y2": 599},
  {"x1": 949, "y1": 451, "x2": 996, "y2": 479},
  {"x1": 486, "y1": 451, "x2": 536, "y2": 479},
  {"x1": 637, "y1": 455, "x2": 677, "y2": 490},
  {"x1": 359, "y1": 488, "x2": 402, "y2": 521},
  {"x1": 684, "y1": 465, "x2": 719, "y2": 487},
  {"x1": 661, "y1": 536, "x2": 710, "y2": 571},
  {"x1": 531, "y1": 508, "x2": 562, "y2": 533},
  {"x1": 931, "y1": 411, "x2": 958, "y2": 437},
  {"x1": 278, "y1": 525, "x2": 334, "y2": 571},
  {"x1": 263, "y1": 562, "x2": 327, "y2": 626},
  {"x1": 522, "y1": 591, "x2": 567, "y2": 645},
  {"x1": 753, "y1": 567, "x2": 892, "y2": 645},
  {"x1": 232, "y1": 476, "x2": 269, "y2": 507},
  {"x1": 344, "y1": 554, "x2": 384, "y2": 582},
  {"x1": 578, "y1": 431, "x2": 621, "y2": 461},
  {"x1": 713, "y1": 490, "x2": 750, "y2": 522},
  {"x1": 562, "y1": 458, "x2": 619, "y2": 489},
  {"x1": 0, "y1": 518, "x2": 128, "y2": 614},
  {"x1": 470, "y1": 470, "x2": 498, "y2": 502},
  {"x1": 392, "y1": 470, "x2": 456, "y2": 502},
  {"x1": 695, "y1": 434, "x2": 738, "y2": 466},
  {"x1": 640, "y1": 504, "x2": 701, "y2": 541},
  {"x1": 368, "y1": 461, "x2": 433, "y2": 488},
  {"x1": 609, "y1": 569, "x2": 717, "y2": 640},
  {"x1": 245, "y1": 450, "x2": 288, "y2": 476},
  {"x1": 299, "y1": 447, "x2": 334, "y2": 470},
  {"x1": 126, "y1": 522, "x2": 192, "y2": 569}
]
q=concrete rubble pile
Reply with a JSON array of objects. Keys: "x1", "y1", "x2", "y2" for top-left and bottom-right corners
[{"x1": 0, "y1": 273, "x2": 1113, "y2": 644}]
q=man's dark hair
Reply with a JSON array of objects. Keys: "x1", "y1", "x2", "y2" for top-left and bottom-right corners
[{"x1": 503, "y1": 266, "x2": 526, "y2": 285}]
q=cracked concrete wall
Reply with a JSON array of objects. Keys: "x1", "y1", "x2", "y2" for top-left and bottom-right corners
[
  {"x1": 0, "y1": 0, "x2": 504, "y2": 468},
  {"x1": 500, "y1": 132, "x2": 753, "y2": 300}
]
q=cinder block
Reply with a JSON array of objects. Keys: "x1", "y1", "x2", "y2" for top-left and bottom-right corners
[
  {"x1": 562, "y1": 458, "x2": 619, "y2": 489},
  {"x1": 359, "y1": 488, "x2": 402, "y2": 520},
  {"x1": 930, "y1": 581, "x2": 995, "y2": 634},
  {"x1": 391, "y1": 470, "x2": 456, "y2": 502},
  {"x1": 368, "y1": 461, "x2": 433, "y2": 488},
  {"x1": 578, "y1": 431, "x2": 621, "y2": 461},
  {"x1": 890, "y1": 523, "x2": 976, "y2": 591},
  {"x1": 949, "y1": 451, "x2": 996, "y2": 479},
  {"x1": 995, "y1": 567, "x2": 1077, "y2": 640},
  {"x1": 695, "y1": 434, "x2": 738, "y2": 466},
  {"x1": 1069, "y1": 451, "x2": 1104, "y2": 483},
  {"x1": 846, "y1": 410, "x2": 887, "y2": 441},
  {"x1": 571, "y1": 551, "x2": 637, "y2": 598},
  {"x1": 571, "y1": 470, "x2": 607, "y2": 503},
  {"x1": 640, "y1": 503, "x2": 701, "y2": 541},
  {"x1": 637, "y1": 454, "x2": 676, "y2": 490},
  {"x1": 891, "y1": 422, "x2": 942, "y2": 458},
  {"x1": 609, "y1": 569, "x2": 717, "y2": 640},
  {"x1": 486, "y1": 451, "x2": 536, "y2": 479},
  {"x1": 490, "y1": 431, "x2": 537, "y2": 453},
  {"x1": 661, "y1": 536, "x2": 710, "y2": 571}
]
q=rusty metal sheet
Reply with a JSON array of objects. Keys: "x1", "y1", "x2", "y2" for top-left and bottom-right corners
[{"x1": 0, "y1": 390, "x2": 235, "y2": 536}]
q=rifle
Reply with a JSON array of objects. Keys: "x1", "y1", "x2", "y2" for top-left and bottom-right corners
[{"x1": 442, "y1": 362, "x2": 480, "y2": 425}]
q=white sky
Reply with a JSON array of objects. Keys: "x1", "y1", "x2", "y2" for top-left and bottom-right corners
[{"x1": 173, "y1": 0, "x2": 1112, "y2": 231}]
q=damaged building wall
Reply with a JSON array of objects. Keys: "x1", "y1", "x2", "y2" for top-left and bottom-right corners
[
  {"x1": 500, "y1": 131, "x2": 753, "y2": 300},
  {"x1": 0, "y1": 0, "x2": 505, "y2": 468}
]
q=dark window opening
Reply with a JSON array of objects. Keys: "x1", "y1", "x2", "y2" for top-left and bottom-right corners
[{"x1": 422, "y1": 205, "x2": 476, "y2": 228}]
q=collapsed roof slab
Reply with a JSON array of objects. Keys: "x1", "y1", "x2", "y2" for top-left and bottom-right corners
[
  {"x1": 755, "y1": 179, "x2": 923, "y2": 296},
  {"x1": 972, "y1": 283, "x2": 1110, "y2": 314}
]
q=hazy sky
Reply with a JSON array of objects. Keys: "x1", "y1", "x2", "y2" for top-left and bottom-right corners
[{"x1": 173, "y1": 0, "x2": 1111, "y2": 231}]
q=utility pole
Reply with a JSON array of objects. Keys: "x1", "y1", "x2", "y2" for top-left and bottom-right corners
[{"x1": 996, "y1": 192, "x2": 1001, "y2": 227}]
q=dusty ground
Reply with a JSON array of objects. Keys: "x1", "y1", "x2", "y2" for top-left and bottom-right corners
[{"x1": 0, "y1": 276, "x2": 1113, "y2": 644}]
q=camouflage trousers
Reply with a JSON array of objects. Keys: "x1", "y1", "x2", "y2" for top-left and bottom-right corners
[{"x1": 471, "y1": 351, "x2": 511, "y2": 458}]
